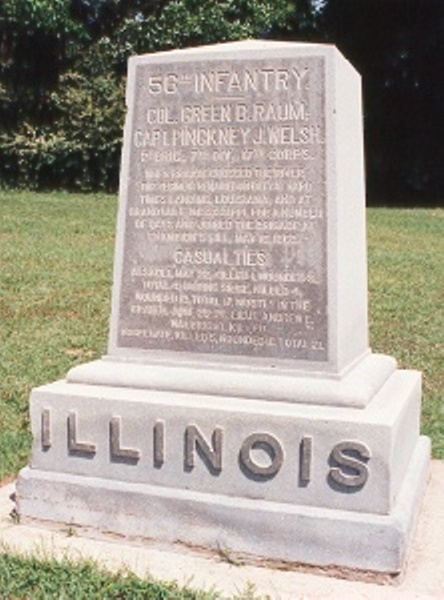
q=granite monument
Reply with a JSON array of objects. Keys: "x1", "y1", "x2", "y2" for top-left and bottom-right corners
[{"x1": 17, "y1": 40, "x2": 430, "y2": 574}]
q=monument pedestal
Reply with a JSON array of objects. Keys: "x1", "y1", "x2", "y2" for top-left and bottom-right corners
[
  {"x1": 17, "y1": 355, "x2": 430, "y2": 573},
  {"x1": 66, "y1": 351, "x2": 396, "y2": 408},
  {"x1": 17, "y1": 41, "x2": 430, "y2": 575},
  {"x1": 17, "y1": 440, "x2": 430, "y2": 574}
]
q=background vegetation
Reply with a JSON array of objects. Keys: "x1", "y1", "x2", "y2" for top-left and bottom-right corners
[
  {"x1": 0, "y1": 0, "x2": 297, "y2": 191},
  {"x1": 1, "y1": 0, "x2": 443, "y2": 204}
]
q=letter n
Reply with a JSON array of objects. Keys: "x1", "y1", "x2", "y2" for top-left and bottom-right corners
[{"x1": 184, "y1": 424, "x2": 223, "y2": 474}]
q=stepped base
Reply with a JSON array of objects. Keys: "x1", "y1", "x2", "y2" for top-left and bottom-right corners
[
  {"x1": 17, "y1": 436, "x2": 430, "y2": 573},
  {"x1": 67, "y1": 352, "x2": 396, "y2": 408},
  {"x1": 16, "y1": 359, "x2": 430, "y2": 573}
]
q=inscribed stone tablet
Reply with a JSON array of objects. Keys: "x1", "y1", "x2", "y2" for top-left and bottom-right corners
[{"x1": 117, "y1": 55, "x2": 327, "y2": 361}]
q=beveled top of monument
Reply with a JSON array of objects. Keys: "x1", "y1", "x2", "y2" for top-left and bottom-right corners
[
  {"x1": 128, "y1": 39, "x2": 339, "y2": 59},
  {"x1": 108, "y1": 40, "x2": 369, "y2": 376}
]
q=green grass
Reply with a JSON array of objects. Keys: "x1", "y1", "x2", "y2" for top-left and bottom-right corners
[
  {"x1": 0, "y1": 191, "x2": 115, "y2": 478},
  {"x1": 0, "y1": 552, "x2": 220, "y2": 599},
  {"x1": 367, "y1": 207, "x2": 444, "y2": 456},
  {"x1": 0, "y1": 191, "x2": 443, "y2": 597}
]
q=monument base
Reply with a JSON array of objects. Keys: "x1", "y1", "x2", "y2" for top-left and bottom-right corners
[
  {"x1": 16, "y1": 358, "x2": 430, "y2": 573},
  {"x1": 66, "y1": 352, "x2": 397, "y2": 408},
  {"x1": 17, "y1": 436, "x2": 429, "y2": 573}
]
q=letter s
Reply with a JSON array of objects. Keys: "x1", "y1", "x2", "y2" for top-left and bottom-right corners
[
  {"x1": 257, "y1": 250, "x2": 267, "y2": 265},
  {"x1": 329, "y1": 440, "x2": 370, "y2": 488}
]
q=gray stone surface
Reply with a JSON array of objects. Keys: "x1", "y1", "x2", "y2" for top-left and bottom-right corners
[
  {"x1": 67, "y1": 352, "x2": 396, "y2": 408},
  {"x1": 109, "y1": 40, "x2": 368, "y2": 375},
  {"x1": 17, "y1": 40, "x2": 430, "y2": 576},
  {"x1": 26, "y1": 368, "x2": 421, "y2": 515},
  {"x1": 17, "y1": 435, "x2": 430, "y2": 574},
  {"x1": 6, "y1": 464, "x2": 444, "y2": 597}
]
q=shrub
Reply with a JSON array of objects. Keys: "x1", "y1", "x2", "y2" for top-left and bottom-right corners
[{"x1": 1, "y1": 72, "x2": 124, "y2": 191}]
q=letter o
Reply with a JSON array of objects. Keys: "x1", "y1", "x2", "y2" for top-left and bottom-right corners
[{"x1": 239, "y1": 432, "x2": 284, "y2": 478}]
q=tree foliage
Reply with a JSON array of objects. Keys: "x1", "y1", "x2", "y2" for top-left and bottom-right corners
[
  {"x1": 77, "y1": 0, "x2": 297, "y2": 76},
  {"x1": 1, "y1": 0, "x2": 442, "y2": 203},
  {"x1": 315, "y1": 0, "x2": 444, "y2": 204},
  {"x1": 0, "y1": 0, "x2": 85, "y2": 126},
  {"x1": 0, "y1": 0, "x2": 300, "y2": 190}
]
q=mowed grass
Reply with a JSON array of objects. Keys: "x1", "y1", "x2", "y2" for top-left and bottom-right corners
[
  {"x1": 367, "y1": 207, "x2": 443, "y2": 456},
  {"x1": 0, "y1": 553, "x2": 217, "y2": 599},
  {"x1": 0, "y1": 191, "x2": 115, "y2": 478}
]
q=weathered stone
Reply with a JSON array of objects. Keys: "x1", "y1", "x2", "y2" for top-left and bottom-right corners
[
  {"x1": 17, "y1": 435, "x2": 430, "y2": 573},
  {"x1": 109, "y1": 40, "x2": 368, "y2": 375},
  {"x1": 17, "y1": 40, "x2": 429, "y2": 575},
  {"x1": 26, "y1": 369, "x2": 423, "y2": 515}
]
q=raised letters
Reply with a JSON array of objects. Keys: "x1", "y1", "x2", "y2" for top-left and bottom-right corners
[
  {"x1": 110, "y1": 416, "x2": 141, "y2": 461},
  {"x1": 67, "y1": 411, "x2": 96, "y2": 455},
  {"x1": 41, "y1": 408, "x2": 51, "y2": 450},
  {"x1": 184, "y1": 425, "x2": 223, "y2": 473},
  {"x1": 153, "y1": 420, "x2": 165, "y2": 466},
  {"x1": 300, "y1": 435, "x2": 313, "y2": 482},
  {"x1": 329, "y1": 440, "x2": 371, "y2": 488},
  {"x1": 239, "y1": 432, "x2": 284, "y2": 478},
  {"x1": 44, "y1": 410, "x2": 372, "y2": 491}
]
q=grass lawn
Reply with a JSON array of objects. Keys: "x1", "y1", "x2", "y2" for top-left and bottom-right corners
[
  {"x1": 0, "y1": 553, "x2": 218, "y2": 599},
  {"x1": 367, "y1": 207, "x2": 443, "y2": 455},
  {"x1": 0, "y1": 191, "x2": 116, "y2": 479},
  {"x1": 0, "y1": 190, "x2": 442, "y2": 596}
]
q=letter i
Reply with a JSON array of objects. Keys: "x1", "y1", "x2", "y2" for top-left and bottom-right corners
[
  {"x1": 154, "y1": 420, "x2": 165, "y2": 467},
  {"x1": 299, "y1": 436, "x2": 313, "y2": 483}
]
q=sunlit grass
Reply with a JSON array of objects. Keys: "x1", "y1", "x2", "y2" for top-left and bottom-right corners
[
  {"x1": 0, "y1": 552, "x2": 218, "y2": 599},
  {"x1": 0, "y1": 191, "x2": 115, "y2": 478},
  {"x1": 367, "y1": 207, "x2": 443, "y2": 456}
]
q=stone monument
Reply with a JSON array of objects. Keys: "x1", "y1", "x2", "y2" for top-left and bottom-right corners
[{"x1": 17, "y1": 40, "x2": 430, "y2": 574}]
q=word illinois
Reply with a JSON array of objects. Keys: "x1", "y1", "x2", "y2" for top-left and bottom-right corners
[{"x1": 40, "y1": 409, "x2": 371, "y2": 489}]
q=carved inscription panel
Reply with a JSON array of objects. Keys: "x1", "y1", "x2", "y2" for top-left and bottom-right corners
[{"x1": 117, "y1": 56, "x2": 327, "y2": 361}]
